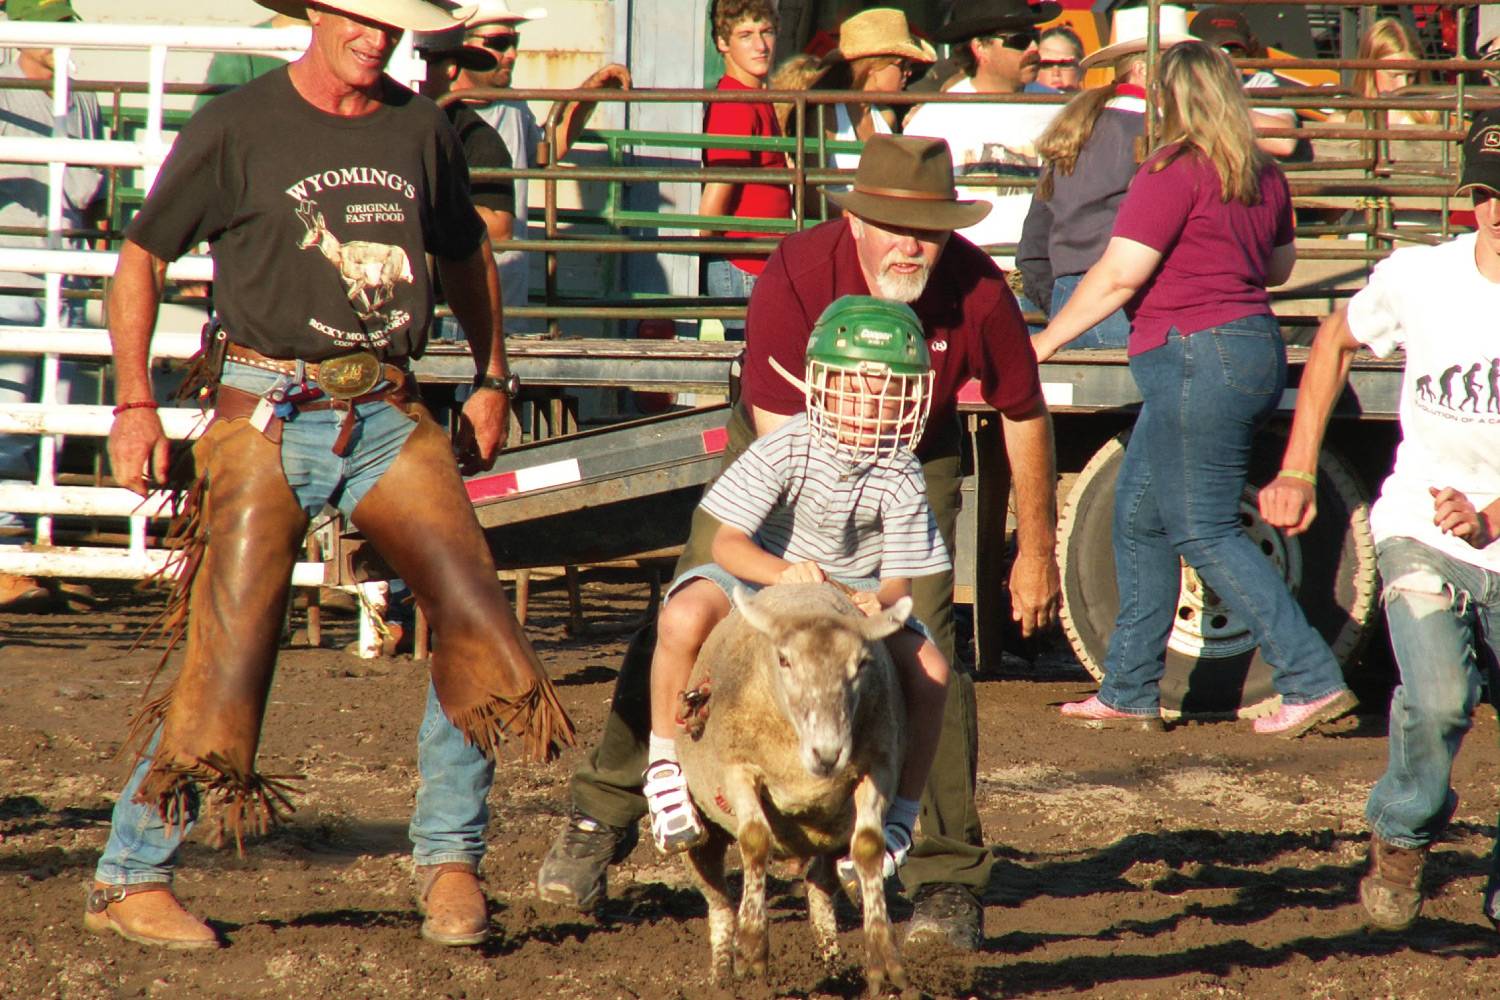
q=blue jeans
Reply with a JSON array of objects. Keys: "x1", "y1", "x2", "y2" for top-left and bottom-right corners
[
  {"x1": 96, "y1": 362, "x2": 494, "y2": 885},
  {"x1": 704, "y1": 256, "x2": 756, "y2": 341},
  {"x1": 1051, "y1": 274, "x2": 1129, "y2": 349},
  {"x1": 1096, "y1": 317, "x2": 1348, "y2": 715},
  {"x1": 1366, "y1": 536, "x2": 1500, "y2": 850}
]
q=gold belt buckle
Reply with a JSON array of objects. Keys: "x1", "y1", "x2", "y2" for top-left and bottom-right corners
[{"x1": 315, "y1": 351, "x2": 383, "y2": 399}]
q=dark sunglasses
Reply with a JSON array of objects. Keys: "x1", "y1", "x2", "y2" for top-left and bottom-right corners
[
  {"x1": 1000, "y1": 30, "x2": 1038, "y2": 51},
  {"x1": 1036, "y1": 58, "x2": 1079, "y2": 70},
  {"x1": 478, "y1": 33, "x2": 519, "y2": 54}
]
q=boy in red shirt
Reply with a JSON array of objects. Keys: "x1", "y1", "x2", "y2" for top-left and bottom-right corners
[{"x1": 701, "y1": 0, "x2": 792, "y2": 339}]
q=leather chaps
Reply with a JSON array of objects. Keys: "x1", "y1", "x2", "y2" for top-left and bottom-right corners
[{"x1": 130, "y1": 401, "x2": 575, "y2": 847}]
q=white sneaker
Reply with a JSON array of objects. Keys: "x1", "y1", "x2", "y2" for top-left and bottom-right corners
[
  {"x1": 836, "y1": 821, "x2": 913, "y2": 898},
  {"x1": 643, "y1": 760, "x2": 706, "y2": 854}
]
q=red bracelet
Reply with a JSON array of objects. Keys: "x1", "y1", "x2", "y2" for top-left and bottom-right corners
[{"x1": 112, "y1": 401, "x2": 160, "y2": 415}]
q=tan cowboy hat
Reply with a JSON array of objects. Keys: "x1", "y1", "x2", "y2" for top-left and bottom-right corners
[
  {"x1": 828, "y1": 8, "x2": 936, "y2": 65},
  {"x1": 256, "y1": 0, "x2": 474, "y2": 33},
  {"x1": 1080, "y1": 4, "x2": 1193, "y2": 71},
  {"x1": 466, "y1": 0, "x2": 547, "y2": 29},
  {"x1": 824, "y1": 134, "x2": 990, "y2": 231}
]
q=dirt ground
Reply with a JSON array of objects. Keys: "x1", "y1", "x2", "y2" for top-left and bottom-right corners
[{"x1": 4, "y1": 571, "x2": 1499, "y2": 1000}]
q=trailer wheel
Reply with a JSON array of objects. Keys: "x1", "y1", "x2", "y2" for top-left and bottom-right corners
[{"x1": 1056, "y1": 430, "x2": 1379, "y2": 718}]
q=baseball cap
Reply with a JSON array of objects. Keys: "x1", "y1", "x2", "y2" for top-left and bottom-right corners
[
  {"x1": 1189, "y1": 5, "x2": 1254, "y2": 52},
  {"x1": 7, "y1": 0, "x2": 79, "y2": 22},
  {"x1": 1458, "y1": 108, "x2": 1500, "y2": 197}
]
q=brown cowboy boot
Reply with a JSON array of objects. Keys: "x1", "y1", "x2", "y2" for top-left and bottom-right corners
[
  {"x1": 0, "y1": 572, "x2": 48, "y2": 610},
  {"x1": 350, "y1": 415, "x2": 574, "y2": 761},
  {"x1": 132, "y1": 417, "x2": 309, "y2": 841},
  {"x1": 83, "y1": 882, "x2": 218, "y2": 949},
  {"x1": 1360, "y1": 836, "x2": 1428, "y2": 931},
  {"x1": 415, "y1": 863, "x2": 489, "y2": 946}
]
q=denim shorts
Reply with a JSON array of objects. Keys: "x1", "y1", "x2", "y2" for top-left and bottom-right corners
[
  {"x1": 669, "y1": 562, "x2": 935, "y2": 643},
  {"x1": 218, "y1": 360, "x2": 419, "y2": 517}
]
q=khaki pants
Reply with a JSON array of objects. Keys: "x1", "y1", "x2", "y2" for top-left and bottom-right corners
[{"x1": 571, "y1": 405, "x2": 991, "y2": 894}]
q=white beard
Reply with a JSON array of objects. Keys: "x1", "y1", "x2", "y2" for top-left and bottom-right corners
[{"x1": 873, "y1": 253, "x2": 931, "y2": 302}]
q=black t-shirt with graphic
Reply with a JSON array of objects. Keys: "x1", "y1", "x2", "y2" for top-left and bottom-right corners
[{"x1": 128, "y1": 65, "x2": 485, "y2": 361}]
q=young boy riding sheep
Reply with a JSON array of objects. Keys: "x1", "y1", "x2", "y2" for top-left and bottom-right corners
[{"x1": 642, "y1": 295, "x2": 952, "y2": 883}]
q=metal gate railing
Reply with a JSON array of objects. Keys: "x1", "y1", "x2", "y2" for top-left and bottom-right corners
[{"x1": 1, "y1": 6, "x2": 1493, "y2": 585}]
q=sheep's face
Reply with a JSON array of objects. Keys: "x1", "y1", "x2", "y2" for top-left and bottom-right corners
[
  {"x1": 737, "y1": 587, "x2": 912, "y2": 781},
  {"x1": 769, "y1": 621, "x2": 868, "y2": 779}
]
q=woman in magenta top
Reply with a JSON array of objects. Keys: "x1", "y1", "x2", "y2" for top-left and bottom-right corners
[{"x1": 1032, "y1": 42, "x2": 1355, "y2": 736}]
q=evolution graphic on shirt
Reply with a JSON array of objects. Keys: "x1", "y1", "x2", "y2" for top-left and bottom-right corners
[{"x1": 1411, "y1": 358, "x2": 1500, "y2": 420}]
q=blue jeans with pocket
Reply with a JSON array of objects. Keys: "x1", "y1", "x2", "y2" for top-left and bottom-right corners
[
  {"x1": 1096, "y1": 316, "x2": 1349, "y2": 715},
  {"x1": 95, "y1": 362, "x2": 493, "y2": 884},
  {"x1": 1366, "y1": 536, "x2": 1500, "y2": 851}
]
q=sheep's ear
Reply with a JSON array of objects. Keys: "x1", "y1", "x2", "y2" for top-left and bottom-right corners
[
  {"x1": 855, "y1": 596, "x2": 912, "y2": 642},
  {"x1": 737, "y1": 587, "x2": 776, "y2": 635}
]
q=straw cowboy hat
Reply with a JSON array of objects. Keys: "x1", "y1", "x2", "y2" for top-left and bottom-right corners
[
  {"x1": 1080, "y1": 4, "x2": 1193, "y2": 71},
  {"x1": 824, "y1": 134, "x2": 990, "y2": 231},
  {"x1": 828, "y1": 8, "x2": 935, "y2": 65},
  {"x1": 256, "y1": 0, "x2": 473, "y2": 33},
  {"x1": 466, "y1": 0, "x2": 547, "y2": 29},
  {"x1": 931, "y1": 0, "x2": 1062, "y2": 46}
]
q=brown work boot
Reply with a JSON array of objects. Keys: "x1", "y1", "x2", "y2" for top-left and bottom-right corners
[
  {"x1": 1359, "y1": 837, "x2": 1428, "y2": 931},
  {"x1": 0, "y1": 573, "x2": 48, "y2": 611},
  {"x1": 416, "y1": 863, "x2": 489, "y2": 946},
  {"x1": 82, "y1": 882, "x2": 219, "y2": 949}
]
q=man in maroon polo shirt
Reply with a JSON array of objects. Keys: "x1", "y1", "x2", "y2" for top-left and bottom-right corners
[{"x1": 539, "y1": 134, "x2": 1060, "y2": 951}]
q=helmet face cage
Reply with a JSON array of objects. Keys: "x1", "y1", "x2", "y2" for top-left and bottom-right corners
[{"x1": 805, "y1": 359, "x2": 933, "y2": 462}]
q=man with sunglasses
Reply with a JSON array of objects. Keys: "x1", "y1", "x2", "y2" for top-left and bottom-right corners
[
  {"x1": 453, "y1": 0, "x2": 548, "y2": 332},
  {"x1": 904, "y1": 0, "x2": 1062, "y2": 272}
]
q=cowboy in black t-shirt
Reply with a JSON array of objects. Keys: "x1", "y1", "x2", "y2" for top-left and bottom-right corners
[{"x1": 87, "y1": 0, "x2": 573, "y2": 952}]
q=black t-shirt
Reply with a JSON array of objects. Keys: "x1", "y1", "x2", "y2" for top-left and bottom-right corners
[
  {"x1": 448, "y1": 103, "x2": 515, "y2": 217},
  {"x1": 128, "y1": 66, "x2": 485, "y2": 360}
]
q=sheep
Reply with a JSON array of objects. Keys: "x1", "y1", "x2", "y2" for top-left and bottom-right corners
[{"x1": 674, "y1": 581, "x2": 912, "y2": 993}]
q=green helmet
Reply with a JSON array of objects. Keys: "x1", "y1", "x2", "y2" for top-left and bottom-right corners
[{"x1": 803, "y1": 296, "x2": 933, "y2": 462}]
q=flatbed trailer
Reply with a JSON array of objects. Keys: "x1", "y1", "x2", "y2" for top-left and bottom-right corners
[{"x1": 408, "y1": 339, "x2": 1405, "y2": 717}]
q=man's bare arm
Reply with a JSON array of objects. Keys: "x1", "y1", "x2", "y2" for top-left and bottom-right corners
[
  {"x1": 475, "y1": 205, "x2": 514, "y2": 244},
  {"x1": 106, "y1": 240, "x2": 170, "y2": 497},
  {"x1": 1000, "y1": 397, "x2": 1060, "y2": 637},
  {"x1": 436, "y1": 233, "x2": 510, "y2": 471},
  {"x1": 1258, "y1": 307, "x2": 1362, "y2": 535}
]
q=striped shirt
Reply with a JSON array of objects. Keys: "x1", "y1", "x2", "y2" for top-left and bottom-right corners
[{"x1": 701, "y1": 414, "x2": 951, "y2": 580}]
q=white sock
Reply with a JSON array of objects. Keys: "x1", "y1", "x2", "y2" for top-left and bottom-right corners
[{"x1": 647, "y1": 732, "x2": 678, "y2": 768}]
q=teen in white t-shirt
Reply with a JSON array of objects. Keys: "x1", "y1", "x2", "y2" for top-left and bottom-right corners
[
  {"x1": 1344, "y1": 232, "x2": 1500, "y2": 572},
  {"x1": 1261, "y1": 117, "x2": 1500, "y2": 933}
]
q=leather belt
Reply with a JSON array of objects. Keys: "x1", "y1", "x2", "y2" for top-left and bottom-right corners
[{"x1": 224, "y1": 343, "x2": 408, "y2": 388}]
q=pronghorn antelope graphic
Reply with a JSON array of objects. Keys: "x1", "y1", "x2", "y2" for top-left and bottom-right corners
[{"x1": 295, "y1": 199, "x2": 414, "y2": 321}]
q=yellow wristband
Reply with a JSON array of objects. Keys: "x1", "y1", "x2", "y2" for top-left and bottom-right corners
[{"x1": 1279, "y1": 468, "x2": 1318, "y2": 486}]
